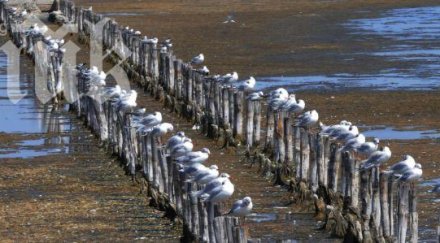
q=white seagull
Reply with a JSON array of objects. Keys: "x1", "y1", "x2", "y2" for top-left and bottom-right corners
[
  {"x1": 170, "y1": 138, "x2": 194, "y2": 158},
  {"x1": 166, "y1": 131, "x2": 186, "y2": 150},
  {"x1": 175, "y1": 148, "x2": 210, "y2": 164},
  {"x1": 226, "y1": 196, "x2": 253, "y2": 217},
  {"x1": 190, "y1": 53, "x2": 204, "y2": 65},
  {"x1": 200, "y1": 178, "x2": 235, "y2": 203},
  {"x1": 220, "y1": 72, "x2": 239, "y2": 84},
  {"x1": 396, "y1": 163, "x2": 422, "y2": 182},
  {"x1": 359, "y1": 146, "x2": 392, "y2": 171},
  {"x1": 186, "y1": 165, "x2": 219, "y2": 185},
  {"x1": 235, "y1": 76, "x2": 256, "y2": 91},
  {"x1": 151, "y1": 123, "x2": 174, "y2": 137},
  {"x1": 247, "y1": 91, "x2": 265, "y2": 101},
  {"x1": 356, "y1": 138, "x2": 380, "y2": 157},
  {"x1": 297, "y1": 110, "x2": 319, "y2": 128},
  {"x1": 385, "y1": 155, "x2": 416, "y2": 176},
  {"x1": 341, "y1": 134, "x2": 366, "y2": 152},
  {"x1": 191, "y1": 173, "x2": 231, "y2": 200}
]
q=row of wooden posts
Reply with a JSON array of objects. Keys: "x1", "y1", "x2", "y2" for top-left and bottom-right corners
[
  {"x1": 0, "y1": 0, "x2": 424, "y2": 241},
  {"x1": 0, "y1": 1, "x2": 248, "y2": 242},
  {"x1": 58, "y1": 0, "x2": 422, "y2": 242}
]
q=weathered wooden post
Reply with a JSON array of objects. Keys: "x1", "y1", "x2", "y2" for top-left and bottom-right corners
[
  {"x1": 253, "y1": 100, "x2": 262, "y2": 146},
  {"x1": 380, "y1": 172, "x2": 391, "y2": 240},
  {"x1": 409, "y1": 182, "x2": 418, "y2": 243},
  {"x1": 397, "y1": 182, "x2": 409, "y2": 243},
  {"x1": 234, "y1": 90, "x2": 244, "y2": 140},
  {"x1": 245, "y1": 98, "x2": 254, "y2": 146},
  {"x1": 300, "y1": 128, "x2": 310, "y2": 181}
]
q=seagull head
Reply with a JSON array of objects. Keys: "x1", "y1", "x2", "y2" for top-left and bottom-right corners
[
  {"x1": 177, "y1": 131, "x2": 185, "y2": 137},
  {"x1": 209, "y1": 165, "x2": 219, "y2": 170},
  {"x1": 243, "y1": 196, "x2": 252, "y2": 205},
  {"x1": 415, "y1": 163, "x2": 422, "y2": 169},
  {"x1": 373, "y1": 138, "x2": 380, "y2": 145}
]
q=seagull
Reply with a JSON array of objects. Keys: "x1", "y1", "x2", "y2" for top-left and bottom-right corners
[
  {"x1": 287, "y1": 99, "x2": 305, "y2": 114},
  {"x1": 191, "y1": 173, "x2": 231, "y2": 200},
  {"x1": 247, "y1": 91, "x2": 265, "y2": 101},
  {"x1": 359, "y1": 146, "x2": 392, "y2": 171},
  {"x1": 133, "y1": 112, "x2": 162, "y2": 130},
  {"x1": 222, "y1": 13, "x2": 236, "y2": 24},
  {"x1": 384, "y1": 155, "x2": 416, "y2": 176},
  {"x1": 200, "y1": 178, "x2": 235, "y2": 203},
  {"x1": 116, "y1": 90, "x2": 137, "y2": 111},
  {"x1": 320, "y1": 121, "x2": 351, "y2": 135},
  {"x1": 190, "y1": 53, "x2": 204, "y2": 65},
  {"x1": 334, "y1": 125, "x2": 359, "y2": 142},
  {"x1": 356, "y1": 138, "x2": 380, "y2": 157},
  {"x1": 268, "y1": 88, "x2": 289, "y2": 111},
  {"x1": 226, "y1": 196, "x2": 253, "y2": 218},
  {"x1": 296, "y1": 110, "x2": 319, "y2": 128},
  {"x1": 186, "y1": 165, "x2": 219, "y2": 185},
  {"x1": 280, "y1": 94, "x2": 297, "y2": 111},
  {"x1": 170, "y1": 138, "x2": 193, "y2": 158},
  {"x1": 151, "y1": 123, "x2": 174, "y2": 137},
  {"x1": 220, "y1": 72, "x2": 239, "y2": 84},
  {"x1": 166, "y1": 131, "x2": 186, "y2": 150},
  {"x1": 102, "y1": 85, "x2": 122, "y2": 99},
  {"x1": 180, "y1": 163, "x2": 214, "y2": 176},
  {"x1": 175, "y1": 148, "x2": 210, "y2": 164},
  {"x1": 396, "y1": 163, "x2": 422, "y2": 183},
  {"x1": 197, "y1": 66, "x2": 209, "y2": 75},
  {"x1": 340, "y1": 134, "x2": 366, "y2": 152},
  {"x1": 235, "y1": 76, "x2": 256, "y2": 91}
]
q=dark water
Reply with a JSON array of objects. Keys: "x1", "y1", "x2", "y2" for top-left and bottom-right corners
[
  {"x1": 360, "y1": 126, "x2": 440, "y2": 140},
  {"x1": 257, "y1": 6, "x2": 440, "y2": 91}
]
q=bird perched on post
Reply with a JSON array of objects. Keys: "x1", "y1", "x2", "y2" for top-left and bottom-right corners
[
  {"x1": 396, "y1": 163, "x2": 422, "y2": 183},
  {"x1": 226, "y1": 196, "x2": 253, "y2": 219},
  {"x1": 200, "y1": 178, "x2": 234, "y2": 203},
  {"x1": 170, "y1": 138, "x2": 193, "y2": 158},
  {"x1": 151, "y1": 123, "x2": 174, "y2": 137},
  {"x1": 191, "y1": 173, "x2": 231, "y2": 200},
  {"x1": 220, "y1": 71, "x2": 239, "y2": 84},
  {"x1": 356, "y1": 138, "x2": 380, "y2": 157},
  {"x1": 175, "y1": 148, "x2": 210, "y2": 164},
  {"x1": 384, "y1": 155, "x2": 416, "y2": 176},
  {"x1": 190, "y1": 53, "x2": 204, "y2": 65},
  {"x1": 296, "y1": 110, "x2": 319, "y2": 128},
  {"x1": 166, "y1": 131, "x2": 186, "y2": 150},
  {"x1": 359, "y1": 146, "x2": 392, "y2": 171},
  {"x1": 235, "y1": 76, "x2": 256, "y2": 91},
  {"x1": 185, "y1": 165, "x2": 219, "y2": 185},
  {"x1": 247, "y1": 91, "x2": 265, "y2": 101}
]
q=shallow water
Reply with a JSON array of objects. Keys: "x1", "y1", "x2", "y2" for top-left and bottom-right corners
[
  {"x1": 257, "y1": 6, "x2": 440, "y2": 91},
  {"x1": 360, "y1": 126, "x2": 440, "y2": 140}
]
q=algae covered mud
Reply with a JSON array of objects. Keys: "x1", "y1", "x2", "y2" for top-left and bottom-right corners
[{"x1": 0, "y1": 41, "x2": 181, "y2": 241}]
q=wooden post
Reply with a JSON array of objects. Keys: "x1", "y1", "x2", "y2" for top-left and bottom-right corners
[
  {"x1": 284, "y1": 113, "x2": 293, "y2": 167},
  {"x1": 233, "y1": 91, "x2": 244, "y2": 140},
  {"x1": 397, "y1": 183, "x2": 409, "y2": 243},
  {"x1": 222, "y1": 88, "x2": 229, "y2": 127},
  {"x1": 265, "y1": 108, "x2": 275, "y2": 151},
  {"x1": 409, "y1": 182, "x2": 418, "y2": 243},
  {"x1": 245, "y1": 99, "x2": 254, "y2": 146},
  {"x1": 300, "y1": 128, "x2": 309, "y2": 182},
  {"x1": 380, "y1": 172, "x2": 391, "y2": 239},
  {"x1": 360, "y1": 169, "x2": 372, "y2": 241},
  {"x1": 371, "y1": 167, "x2": 381, "y2": 239},
  {"x1": 253, "y1": 100, "x2": 261, "y2": 146}
]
